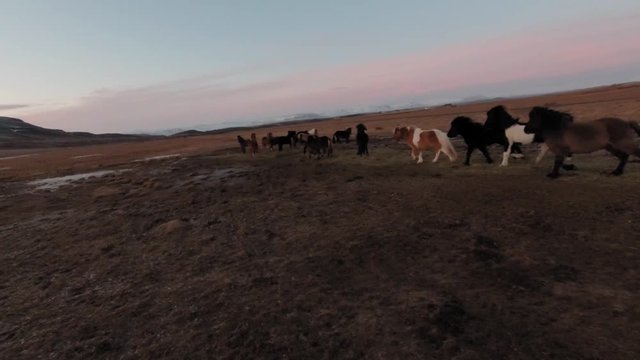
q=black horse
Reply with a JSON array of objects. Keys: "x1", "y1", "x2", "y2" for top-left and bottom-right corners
[
  {"x1": 287, "y1": 131, "x2": 299, "y2": 147},
  {"x1": 447, "y1": 106, "x2": 527, "y2": 165},
  {"x1": 237, "y1": 135, "x2": 248, "y2": 154},
  {"x1": 267, "y1": 132, "x2": 295, "y2": 151},
  {"x1": 332, "y1": 128, "x2": 352, "y2": 143},
  {"x1": 306, "y1": 135, "x2": 333, "y2": 158},
  {"x1": 356, "y1": 124, "x2": 369, "y2": 156},
  {"x1": 447, "y1": 116, "x2": 500, "y2": 165}
]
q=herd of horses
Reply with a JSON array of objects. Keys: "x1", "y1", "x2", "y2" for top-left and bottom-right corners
[
  {"x1": 236, "y1": 123, "x2": 370, "y2": 160},
  {"x1": 237, "y1": 105, "x2": 640, "y2": 178}
]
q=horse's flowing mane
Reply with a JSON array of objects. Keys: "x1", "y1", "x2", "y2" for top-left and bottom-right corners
[
  {"x1": 486, "y1": 105, "x2": 518, "y2": 129},
  {"x1": 530, "y1": 106, "x2": 574, "y2": 123},
  {"x1": 452, "y1": 116, "x2": 473, "y2": 124}
]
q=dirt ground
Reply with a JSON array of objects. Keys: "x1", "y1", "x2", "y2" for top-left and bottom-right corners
[{"x1": 1, "y1": 84, "x2": 640, "y2": 359}]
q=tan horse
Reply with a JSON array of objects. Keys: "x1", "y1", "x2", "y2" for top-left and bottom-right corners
[
  {"x1": 392, "y1": 126, "x2": 458, "y2": 164},
  {"x1": 247, "y1": 133, "x2": 259, "y2": 158},
  {"x1": 524, "y1": 106, "x2": 640, "y2": 178}
]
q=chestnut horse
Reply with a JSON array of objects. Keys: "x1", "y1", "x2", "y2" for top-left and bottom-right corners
[
  {"x1": 392, "y1": 126, "x2": 457, "y2": 164},
  {"x1": 524, "y1": 106, "x2": 640, "y2": 178},
  {"x1": 247, "y1": 133, "x2": 259, "y2": 158}
]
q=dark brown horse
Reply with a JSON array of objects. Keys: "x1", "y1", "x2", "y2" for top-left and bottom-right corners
[{"x1": 524, "y1": 106, "x2": 640, "y2": 178}]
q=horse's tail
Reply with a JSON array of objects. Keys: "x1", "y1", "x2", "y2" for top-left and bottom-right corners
[
  {"x1": 434, "y1": 129, "x2": 458, "y2": 161},
  {"x1": 630, "y1": 121, "x2": 640, "y2": 137},
  {"x1": 332, "y1": 134, "x2": 337, "y2": 143}
]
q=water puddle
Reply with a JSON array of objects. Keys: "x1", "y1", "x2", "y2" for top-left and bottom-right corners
[{"x1": 28, "y1": 169, "x2": 131, "y2": 190}]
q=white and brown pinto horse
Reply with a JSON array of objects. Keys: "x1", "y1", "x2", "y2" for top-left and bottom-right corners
[{"x1": 392, "y1": 126, "x2": 457, "y2": 163}]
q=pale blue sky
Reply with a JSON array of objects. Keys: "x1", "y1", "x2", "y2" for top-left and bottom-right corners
[{"x1": 1, "y1": 1, "x2": 639, "y2": 132}]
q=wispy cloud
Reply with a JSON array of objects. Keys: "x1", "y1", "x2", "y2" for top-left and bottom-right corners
[
  {"x1": 0, "y1": 104, "x2": 32, "y2": 111},
  {"x1": 19, "y1": 13, "x2": 640, "y2": 133}
]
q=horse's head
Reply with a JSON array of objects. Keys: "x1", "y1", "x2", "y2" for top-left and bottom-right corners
[
  {"x1": 448, "y1": 117, "x2": 471, "y2": 138},
  {"x1": 356, "y1": 124, "x2": 367, "y2": 133},
  {"x1": 346, "y1": 127, "x2": 352, "y2": 135},
  {"x1": 392, "y1": 126, "x2": 409, "y2": 141},
  {"x1": 237, "y1": 135, "x2": 245, "y2": 143}
]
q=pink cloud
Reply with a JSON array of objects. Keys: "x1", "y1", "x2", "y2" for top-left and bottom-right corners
[{"x1": 17, "y1": 13, "x2": 640, "y2": 133}]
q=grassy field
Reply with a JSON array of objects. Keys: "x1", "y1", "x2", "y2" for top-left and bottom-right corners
[{"x1": 2, "y1": 137, "x2": 640, "y2": 359}]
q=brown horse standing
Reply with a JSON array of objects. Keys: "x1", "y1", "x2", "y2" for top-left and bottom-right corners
[
  {"x1": 524, "y1": 106, "x2": 640, "y2": 178},
  {"x1": 247, "y1": 133, "x2": 259, "y2": 158},
  {"x1": 392, "y1": 126, "x2": 457, "y2": 164}
]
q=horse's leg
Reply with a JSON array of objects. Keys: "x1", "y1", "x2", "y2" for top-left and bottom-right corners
[
  {"x1": 510, "y1": 143, "x2": 524, "y2": 158},
  {"x1": 612, "y1": 154, "x2": 629, "y2": 176},
  {"x1": 535, "y1": 143, "x2": 548, "y2": 163},
  {"x1": 417, "y1": 151, "x2": 424, "y2": 164},
  {"x1": 464, "y1": 146, "x2": 475, "y2": 165},
  {"x1": 510, "y1": 142, "x2": 523, "y2": 156},
  {"x1": 562, "y1": 153, "x2": 576, "y2": 170},
  {"x1": 500, "y1": 141, "x2": 512, "y2": 167},
  {"x1": 606, "y1": 145, "x2": 629, "y2": 176},
  {"x1": 432, "y1": 150, "x2": 441, "y2": 163},
  {"x1": 479, "y1": 145, "x2": 493, "y2": 164},
  {"x1": 548, "y1": 155, "x2": 564, "y2": 179},
  {"x1": 410, "y1": 147, "x2": 417, "y2": 161}
]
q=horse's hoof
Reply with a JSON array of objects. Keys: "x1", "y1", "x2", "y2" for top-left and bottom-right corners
[
  {"x1": 464, "y1": 162, "x2": 470, "y2": 166},
  {"x1": 609, "y1": 170, "x2": 623, "y2": 176},
  {"x1": 562, "y1": 164, "x2": 577, "y2": 171},
  {"x1": 547, "y1": 173, "x2": 560, "y2": 179}
]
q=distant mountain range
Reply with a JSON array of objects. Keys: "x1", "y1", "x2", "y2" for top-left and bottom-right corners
[{"x1": 0, "y1": 116, "x2": 156, "y2": 149}]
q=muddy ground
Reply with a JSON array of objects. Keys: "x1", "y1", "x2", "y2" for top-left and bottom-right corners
[{"x1": 1, "y1": 137, "x2": 639, "y2": 359}]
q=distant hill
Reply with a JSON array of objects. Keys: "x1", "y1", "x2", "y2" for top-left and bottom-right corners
[{"x1": 0, "y1": 116, "x2": 158, "y2": 149}]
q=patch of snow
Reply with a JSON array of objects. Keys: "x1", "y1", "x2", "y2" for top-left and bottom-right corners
[
  {"x1": 134, "y1": 153, "x2": 183, "y2": 162},
  {"x1": 0, "y1": 154, "x2": 36, "y2": 161},
  {"x1": 28, "y1": 169, "x2": 131, "y2": 190}
]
